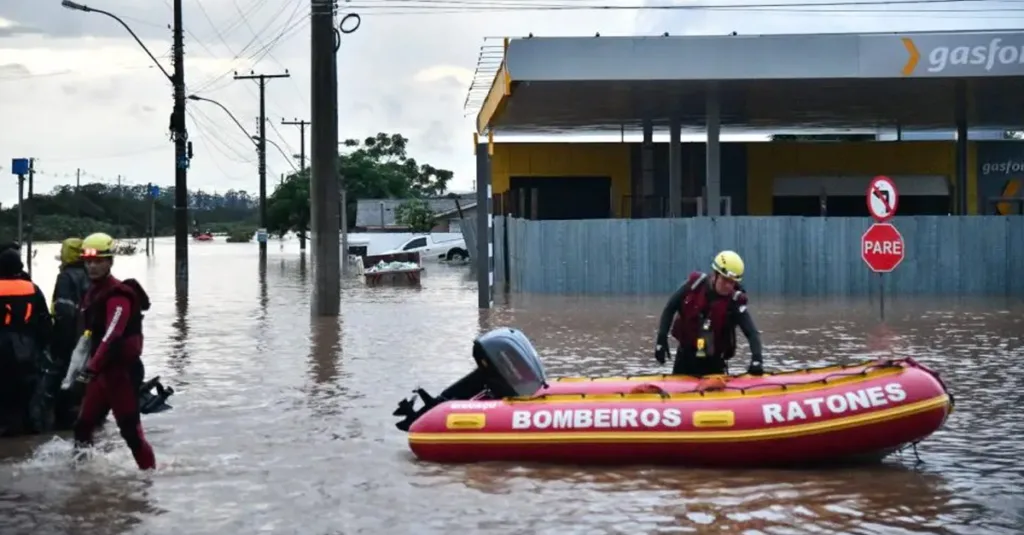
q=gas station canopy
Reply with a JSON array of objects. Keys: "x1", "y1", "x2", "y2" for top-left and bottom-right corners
[{"x1": 471, "y1": 30, "x2": 1024, "y2": 134}]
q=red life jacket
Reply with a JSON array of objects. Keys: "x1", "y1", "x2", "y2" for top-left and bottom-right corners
[
  {"x1": 81, "y1": 277, "x2": 150, "y2": 359},
  {"x1": 669, "y1": 271, "x2": 747, "y2": 360}
]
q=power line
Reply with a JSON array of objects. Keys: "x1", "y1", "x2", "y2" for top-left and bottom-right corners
[
  {"x1": 342, "y1": 0, "x2": 1024, "y2": 15},
  {"x1": 191, "y1": 0, "x2": 306, "y2": 93}
]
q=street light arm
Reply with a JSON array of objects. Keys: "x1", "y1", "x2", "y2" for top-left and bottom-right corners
[
  {"x1": 188, "y1": 95, "x2": 256, "y2": 146},
  {"x1": 62, "y1": 1, "x2": 174, "y2": 83}
]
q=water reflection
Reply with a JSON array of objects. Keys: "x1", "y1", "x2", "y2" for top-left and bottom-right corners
[
  {"x1": 168, "y1": 294, "x2": 189, "y2": 377},
  {"x1": 308, "y1": 317, "x2": 341, "y2": 388},
  {"x1": 446, "y1": 464, "x2": 970, "y2": 534}
]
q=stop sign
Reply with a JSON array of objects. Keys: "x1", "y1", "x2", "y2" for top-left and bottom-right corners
[{"x1": 861, "y1": 223, "x2": 905, "y2": 273}]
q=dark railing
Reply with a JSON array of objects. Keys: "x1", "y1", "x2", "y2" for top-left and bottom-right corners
[
  {"x1": 493, "y1": 191, "x2": 735, "y2": 219},
  {"x1": 621, "y1": 196, "x2": 732, "y2": 218}
]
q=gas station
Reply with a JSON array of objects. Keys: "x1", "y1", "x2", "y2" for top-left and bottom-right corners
[{"x1": 467, "y1": 30, "x2": 1024, "y2": 307}]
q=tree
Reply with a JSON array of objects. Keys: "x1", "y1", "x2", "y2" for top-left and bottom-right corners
[
  {"x1": 0, "y1": 182, "x2": 258, "y2": 242},
  {"x1": 267, "y1": 132, "x2": 454, "y2": 235},
  {"x1": 394, "y1": 199, "x2": 435, "y2": 232},
  {"x1": 340, "y1": 133, "x2": 453, "y2": 200},
  {"x1": 267, "y1": 169, "x2": 310, "y2": 238}
]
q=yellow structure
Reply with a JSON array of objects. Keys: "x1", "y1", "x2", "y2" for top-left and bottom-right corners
[
  {"x1": 746, "y1": 141, "x2": 978, "y2": 215},
  {"x1": 490, "y1": 143, "x2": 632, "y2": 217}
]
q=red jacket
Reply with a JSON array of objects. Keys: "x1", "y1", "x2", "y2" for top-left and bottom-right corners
[{"x1": 81, "y1": 275, "x2": 150, "y2": 372}]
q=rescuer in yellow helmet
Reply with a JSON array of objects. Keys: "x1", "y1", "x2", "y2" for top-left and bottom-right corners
[
  {"x1": 38, "y1": 237, "x2": 92, "y2": 430},
  {"x1": 73, "y1": 232, "x2": 157, "y2": 470},
  {"x1": 653, "y1": 250, "x2": 765, "y2": 377}
]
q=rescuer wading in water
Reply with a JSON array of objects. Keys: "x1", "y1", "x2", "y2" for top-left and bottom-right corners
[
  {"x1": 654, "y1": 250, "x2": 764, "y2": 377},
  {"x1": 73, "y1": 232, "x2": 156, "y2": 470}
]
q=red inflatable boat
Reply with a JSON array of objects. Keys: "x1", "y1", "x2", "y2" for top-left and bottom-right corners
[{"x1": 393, "y1": 329, "x2": 953, "y2": 467}]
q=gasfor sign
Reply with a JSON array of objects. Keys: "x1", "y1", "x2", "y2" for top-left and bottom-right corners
[
  {"x1": 897, "y1": 34, "x2": 1024, "y2": 77},
  {"x1": 862, "y1": 223, "x2": 905, "y2": 273}
]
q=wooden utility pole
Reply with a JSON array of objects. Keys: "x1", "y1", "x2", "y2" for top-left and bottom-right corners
[
  {"x1": 172, "y1": 0, "x2": 190, "y2": 298},
  {"x1": 25, "y1": 158, "x2": 34, "y2": 278},
  {"x1": 281, "y1": 118, "x2": 309, "y2": 170},
  {"x1": 283, "y1": 119, "x2": 311, "y2": 252},
  {"x1": 234, "y1": 70, "x2": 290, "y2": 258}
]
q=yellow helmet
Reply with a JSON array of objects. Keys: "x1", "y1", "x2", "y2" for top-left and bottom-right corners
[
  {"x1": 57, "y1": 238, "x2": 83, "y2": 265},
  {"x1": 711, "y1": 250, "x2": 744, "y2": 282},
  {"x1": 81, "y1": 232, "x2": 116, "y2": 259}
]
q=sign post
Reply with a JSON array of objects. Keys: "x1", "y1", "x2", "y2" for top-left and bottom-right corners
[
  {"x1": 10, "y1": 158, "x2": 33, "y2": 277},
  {"x1": 863, "y1": 176, "x2": 903, "y2": 320}
]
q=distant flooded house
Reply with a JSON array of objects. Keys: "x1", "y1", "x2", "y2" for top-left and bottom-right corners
[{"x1": 354, "y1": 194, "x2": 478, "y2": 233}]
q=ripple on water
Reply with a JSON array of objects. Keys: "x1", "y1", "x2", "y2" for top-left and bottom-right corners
[{"x1": 0, "y1": 241, "x2": 1022, "y2": 534}]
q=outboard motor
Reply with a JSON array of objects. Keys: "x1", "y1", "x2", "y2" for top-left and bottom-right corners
[
  {"x1": 138, "y1": 376, "x2": 174, "y2": 415},
  {"x1": 393, "y1": 327, "x2": 547, "y2": 431}
]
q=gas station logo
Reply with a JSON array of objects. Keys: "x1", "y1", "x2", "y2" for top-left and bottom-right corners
[
  {"x1": 996, "y1": 179, "x2": 1022, "y2": 215},
  {"x1": 901, "y1": 37, "x2": 1024, "y2": 76}
]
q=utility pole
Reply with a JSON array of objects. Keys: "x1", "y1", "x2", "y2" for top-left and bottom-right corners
[
  {"x1": 310, "y1": 0, "x2": 340, "y2": 316},
  {"x1": 234, "y1": 70, "x2": 290, "y2": 258},
  {"x1": 281, "y1": 118, "x2": 309, "y2": 170},
  {"x1": 146, "y1": 183, "x2": 156, "y2": 256},
  {"x1": 25, "y1": 158, "x2": 34, "y2": 279},
  {"x1": 172, "y1": 0, "x2": 191, "y2": 298},
  {"x1": 75, "y1": 168, "x2": 81, "y2": 218},
  {"x1": 283, "y1": 118, "x2": 310, "y2": 252},
  {"x1": 116, "y1": 174, "x2": 122, "y2": 226}
]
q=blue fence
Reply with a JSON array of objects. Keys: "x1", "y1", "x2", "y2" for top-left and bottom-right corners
[{"x1": 492, "y1": 216, "x2": 1024, "y2": 296}]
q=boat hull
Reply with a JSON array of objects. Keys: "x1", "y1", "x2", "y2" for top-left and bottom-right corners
[{"x1": 407, "y1": 359, "x2": 952, "y2": 466}]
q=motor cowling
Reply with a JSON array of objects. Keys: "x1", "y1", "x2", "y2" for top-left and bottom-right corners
[{"x1": 392, "y1": 327, "x2": 548, "y2": 431}]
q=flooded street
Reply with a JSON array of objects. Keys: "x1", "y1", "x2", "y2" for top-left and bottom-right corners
[{"x1": 1, "y1": 238, "x2": 1022, "y2": 534}]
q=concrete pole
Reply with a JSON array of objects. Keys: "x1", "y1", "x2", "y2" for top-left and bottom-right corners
[
  {"x1": 706, "y1": 84, "x2": 722, "y2": 217},
  {"x1": 310, "y1": 0, "x2": 340, "y2": 316},
  {"x1": 475, "y1": 137, "x2": 493, "y2": 309},
  {"x1": 641, "y1": 119, "x2": 654, "y2": 217},
  {"x1": 668, "y1": 118, "x2": 682, "y2": 217},
  {"x1": 955, "y1": 80, "x2": 969, "y2": 215}
]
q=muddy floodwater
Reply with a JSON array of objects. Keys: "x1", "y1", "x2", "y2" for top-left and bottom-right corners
[{"x1": 1, "y1": 238, "x2": 1022, "y2": 534}]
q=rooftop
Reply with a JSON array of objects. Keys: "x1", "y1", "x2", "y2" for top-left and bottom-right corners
[{"x1": 466, "y1": 30, "x2": 1024, "y2": 134}]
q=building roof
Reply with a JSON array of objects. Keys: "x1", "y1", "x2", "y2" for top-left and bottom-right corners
[
  {"x1": 467, "y1": 30, "x2": 1024, "y2": 134},
  {"x1": 355, "y1": 195, "x2": 477, "y2": 228}
]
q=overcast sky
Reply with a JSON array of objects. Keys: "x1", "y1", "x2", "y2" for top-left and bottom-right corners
[{"x1": 0, "y1": 0, "x2": 1018, "y2": 205}]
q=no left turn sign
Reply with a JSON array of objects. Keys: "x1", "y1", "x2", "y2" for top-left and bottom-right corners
[{"x1": 866, "y1": 176, "x2": 899, "y2": 222}]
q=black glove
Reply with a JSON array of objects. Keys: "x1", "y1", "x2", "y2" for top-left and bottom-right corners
[
  {"x1": 654, "y1": 339, "x2": 669, "y2": 365},
  {"x1": 747, "y1": 357, "x2": 764, "y2": 376}
]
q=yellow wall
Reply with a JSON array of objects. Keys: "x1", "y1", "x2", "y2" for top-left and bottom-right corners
[
  {"x1": 746, "y1": 141, "x2": 979, "y2": 215},
  {"x1": 491, "y1": 143, "x2": 631, "y2": 217}
]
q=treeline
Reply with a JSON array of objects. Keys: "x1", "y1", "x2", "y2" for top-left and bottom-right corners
[
  {"x1": 267, "y1": 133, "x2": 454, "y2": 235},
  {"x1": 0, "y1": 183, "x2": 258, "y2": 242}
]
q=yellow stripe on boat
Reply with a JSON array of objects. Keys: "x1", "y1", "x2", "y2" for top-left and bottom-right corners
[{"x1": 409, "y1": 394, "x2": 950, "y2": 444}]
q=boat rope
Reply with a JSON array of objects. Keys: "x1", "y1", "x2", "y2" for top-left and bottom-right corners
[{"x1": 897, "y1": 440, "x2": 926, "y2": 466}]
